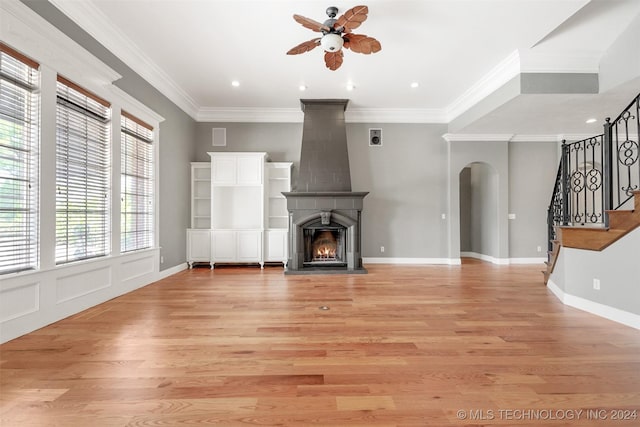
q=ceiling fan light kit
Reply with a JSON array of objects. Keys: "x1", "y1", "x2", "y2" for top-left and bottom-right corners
[
  {"x1": 320, "y1": 33, "x2": 344, "y2": 52},
  {"x1": 287, "y1": 5, "x2": 382, "y2": 71}
]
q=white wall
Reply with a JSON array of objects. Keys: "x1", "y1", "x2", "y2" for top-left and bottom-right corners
[{"x1": 599, "y1": 12, "x2": 640, "y2": 93}]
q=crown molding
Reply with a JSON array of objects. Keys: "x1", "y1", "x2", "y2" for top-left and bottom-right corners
[
  {"x1": 510, "y1": 134, "x2": 562, "y2": 143},
  {"x1": 345, "y1": 108, "x2": 448, "y2": 124},
  {"x1": 49, "y1": 0, "x2": 199, "y2": 119},
  {"x1": 443, "y1": 133, "x2": 573, "y2": 143},
  {"x1": 519, "y1": 50, "x2": 601, "y2": 74},
  {"x1": 197, "y1": 107, "x2": 449, "y2": 123},
  {"x1": 442, "y1": 133, "x2": 514, "y2": 142},
  {"x1": 108, "y1": 85, "x2": 165, "y2": 125},
  {"x1": 197, "y1": 107, "x2": 302, "y2": 123},
  {"x1": 1, "y1": 0, "x2": 121, "y2": 89},
  {"x1": 445, "y1": 50, "x2": 521, "y2": 122}
]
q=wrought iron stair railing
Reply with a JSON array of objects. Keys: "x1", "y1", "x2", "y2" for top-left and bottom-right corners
[{"x1": 547, "y1": 92, "x2": 640, "y2": 254}]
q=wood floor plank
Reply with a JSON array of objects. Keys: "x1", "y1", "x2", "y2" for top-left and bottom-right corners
[{"x1": 1, "y1": 261, "x2": 639, "y2": 426}]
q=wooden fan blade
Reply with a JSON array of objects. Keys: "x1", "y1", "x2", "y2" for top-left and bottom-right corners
[
  {"x1": 334, "y1": 5, "x2": 369, "y2": 33},
  {"x1": 324, "y1": 50, "x2": 344, "y2": 71},
  {"x1": 286, "y1": 38, "x2": 321, "y2": 55},
  {"x1": 293, "y1": 14, "x2": 330, "y2": 32},
  {"x1": 343, "y1": 33, "x2": 381, "y2": 54}
]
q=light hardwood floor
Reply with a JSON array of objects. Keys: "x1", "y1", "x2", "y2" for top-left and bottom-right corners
[{"x1": 1, "y1": 260, "x2": 639, "y2": 426}]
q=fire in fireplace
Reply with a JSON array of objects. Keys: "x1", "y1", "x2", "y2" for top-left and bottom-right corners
[{"x1": 304, "y1": 228, "x2": 346, "y2": 264}]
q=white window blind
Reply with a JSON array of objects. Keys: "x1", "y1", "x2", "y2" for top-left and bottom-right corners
[
  {"x1": 55, "y1": 76, "x2": 111, "y2": 264},
  {"x1": 121, "y1": 111, "x2": 154, "y2": 253},
  {"x1": 0, "y1": 43, "x2": 39, "y2": 275}
]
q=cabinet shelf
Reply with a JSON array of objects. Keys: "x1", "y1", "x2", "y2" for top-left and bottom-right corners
[{"x1": 190, "y1": 162, "x2": 212, "y2": 230}]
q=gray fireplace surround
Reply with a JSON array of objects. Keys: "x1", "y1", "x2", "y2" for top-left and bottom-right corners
[
  {"x1": 284, "y1": 99, "x2": 368, "y2": 274},
  {"x1": 283, "y1": 191, "x2": 368, "y2": 274}
]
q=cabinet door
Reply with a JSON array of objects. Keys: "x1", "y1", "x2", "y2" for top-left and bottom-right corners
[
  {"x1": 236, "y1": 155, "x2": 263, "y2": 185},
  {"x1": 265, "y1": 230, "x2": 287, "y2": 262},
  {"x1": 237, "y1": 231, "x2": 262, "y2": 262},
  {"x1": 211, "y1": 156, "x2": 236, "y2": 185},
  {"x1": 211, "y1": 230, "x2": 236, "y2": 261},
  {"x1": 187, "y1": 230, "x2": 211, "y2": 262}
]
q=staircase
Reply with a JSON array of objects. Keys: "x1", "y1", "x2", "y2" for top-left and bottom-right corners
[{"x1": 544, "y1": 93, "x2": 640, "y2": 284}]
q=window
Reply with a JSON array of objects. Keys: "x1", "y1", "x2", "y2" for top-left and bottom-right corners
[
  {"x1": 121, "y1": 111, "x2": 154, "y2": 252},
  {"x1": 0, "y1": 43, "x2": 39, "y2": 275},
  {"x1": 55, "y1": 76, "x2": 111, "y2": 264}
]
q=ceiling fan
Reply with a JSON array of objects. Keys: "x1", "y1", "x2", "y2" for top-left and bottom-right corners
[{"x1": 286, "y1": 5, "x2": 382, "y2": 71}]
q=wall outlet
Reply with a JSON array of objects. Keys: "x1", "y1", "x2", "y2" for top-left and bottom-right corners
[
  {"x1": 380, "y1": 246, "x2": 385, "y2": 253},
  {"x1": 537, "y1": 246, "x2": 542, "y2": 253},
  {"x1": 441, "y1": 213, "x2": 446, "y2": 220},
  {"x1": 160, "y1": 256, "x2": 164, "y2": 264},
  {"x1": 508, "y1": 213, "x2": 516, "y2": 220},
  {"x1": 593, "y1": 278, "x2": 600, "y2": 290}
]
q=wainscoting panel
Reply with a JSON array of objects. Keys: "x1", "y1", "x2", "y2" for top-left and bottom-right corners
[
  {"x1": 121, "y1": 253, "x2": 155, "y2": 283},
  {"x1": 0, "y1": 249, "x2": 160, "y2": 344},
  {"x1": 56, "y1": 266, "x2": 112, "y2": 304},
  {"x1": 0, "y1": 281, "x2": 40, "y2": 323}
]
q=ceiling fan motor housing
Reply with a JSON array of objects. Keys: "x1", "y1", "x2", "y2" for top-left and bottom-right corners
[{"x1": 326, "y1": 6, "x2": 338, "y2": 18}]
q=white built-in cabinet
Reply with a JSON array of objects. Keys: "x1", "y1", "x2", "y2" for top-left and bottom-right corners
[
  {"x1": 265, "y1": 162, "x2": 292, "y2": 265},
  {"x1": 187, "y1": 162, "x2": 212, "y2": 267},
  {"x1": 209, "y1": 152, "x2": 267, "y2": 268},
  {"x1": 187, "y1": 153, "x2": 292, "y2": 269}
]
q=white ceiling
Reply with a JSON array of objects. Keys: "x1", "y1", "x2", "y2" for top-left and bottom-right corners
[{"x1": 50, "y1": 0, "x2": 640, "y2": 134}]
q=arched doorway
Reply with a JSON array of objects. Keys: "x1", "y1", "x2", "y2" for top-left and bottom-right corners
[{"x1": 459, "y1": 162, "x2": 499, "y2": 262}]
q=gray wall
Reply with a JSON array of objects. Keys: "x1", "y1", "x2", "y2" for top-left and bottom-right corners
[
  {"x1": 195, "y1": 122, "x2": 450, "y2": 258},
  {"x1": 347, "y1": 123, "x2": 449, "y2": 258},
  {"x1": 22, "y1": 0, "x2": 196, "y2": 271},
  {"x1": 194, "y1": 122, "x2": 303, "y2": 178},
  {"x1": 508, "y1": 141, "x2": 558, "y2": 258},
  {"x1": 194, "y1": 123, "x2": 557, "y2": 261},
  {"x1": 447, "y1": 140, "x2": 510, "y2": 260},
  {"x1": 459, "y1": 167, "x2": 472, "y2": 252},
  {"x1": 470, "y1": 162, "x2": 499, "y2": 257}
]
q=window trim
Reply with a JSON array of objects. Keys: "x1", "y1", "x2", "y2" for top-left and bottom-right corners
[
  {"x1": 0, "y1": 42, "x2": 40, "y2": 275},
  {"x1": 55, "y1": 76, "x2": 111, "y2": 265},
  {"x1": 120, "y1": 109, "x2": 154, "y2": 253}
]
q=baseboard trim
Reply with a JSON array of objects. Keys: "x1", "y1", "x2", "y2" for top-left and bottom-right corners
[
  {"x1": 509, "y1": 257, "x2": 547, "y2": 264},
  {"x1": 363, "y1": 257, "x2": 461, "y2": 265},
  {"x1": 460, "y1": 252, "x2": 509, "y2": 264},
  {"x1": 460, "y1": 252, "x2": 545, "y2": 265},
  {"x1": 547, "y1": 279, "x2": 640, "y2": 330},
  {"x1": 156, "y1": 262, "x2": 188, "y2": 281}
]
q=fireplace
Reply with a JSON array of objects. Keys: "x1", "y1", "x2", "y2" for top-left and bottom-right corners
[
  {"x1": 284, "y1": 99, "x2": 367, "y2": 274},
  {"x1": 284, "y1": 192, "x2": 367, "y2": 274}
]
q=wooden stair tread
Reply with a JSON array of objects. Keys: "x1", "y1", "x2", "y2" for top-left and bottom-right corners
[{"x1": 546, "y1": 191, "x2": 640, "y2": 281}]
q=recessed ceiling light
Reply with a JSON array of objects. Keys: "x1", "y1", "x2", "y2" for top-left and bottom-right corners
[
  {"x1": 346, "y1": 83, "x2": 355, "y2": 91},
  {"x1": 585, "y1": 118, "x2": 597, "y2": 124},
  {"x1": 231, "y1": 80, "x2": 240, "y2": 87},
  {"x1": 410, "y1": 82, "x2": 419, "y2": 88},
  {"x1": 299, "y1": 85, "x2": 307, "y2": 91}
]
